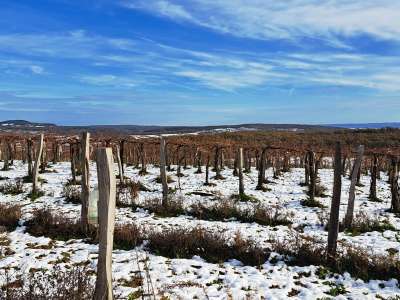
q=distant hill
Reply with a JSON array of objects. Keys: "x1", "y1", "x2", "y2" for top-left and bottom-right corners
[
  {"x1": 0, "y1": 120, "x2": 336, "y2": 134},
  {"x1": 1, "y1": 120, "x2": 398, "y2": 135},
  {"x1": 0, "y1": 120, "x2": 56, "y2": 127},
  {"x1": 332, "y1": 122, "x2": 400, "y2": 129}
]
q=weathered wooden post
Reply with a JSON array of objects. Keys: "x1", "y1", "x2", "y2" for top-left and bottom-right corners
[
  {"x1": 205, "y1": 154, "x2": 210, "y2": 186},
  {"x1": 327, "y1": 142, "x2": 342, "y2": 264},
  {"x1": 32, "y1": 134, "x2": 44, "y2": 195},
  {"x1": 115, "y1": 145, "x2": 124, "y2": 184},
  {"x1": 256, "y1": 148, "x2": 267, "y2": 190},
  {"x1": 70, "y1": 143, "x2": 77, "y2": 183},
  {"x1": 26, "y1": 138, "x2": 33, "y2": 178},
  {"x1": 80, "y1": 132, "x2": 90, "y2": 234},
  {"x1": 233, "y1": 152, "x2": 238, "y2": 176},
  {"x1": 94, "y1": 148, "x2": 116, "y2": 300},
  {"x1": 160, "y1": 137, "x2": 168, "y2": 207},
  {"x1": 195, "y1": 149, "x2": 202, "y2": 174},
  {"x1": 390, "y1": 156, "x2": 400, "y2": 213},
  {"x1": 238, "y1": 148, "x2": 245, "y2": 196},
  {"x1": 40, "y1": 140, "x2": 47, "y2": 173},
  {"x1": 139, "y1": 143, "x2": 147, "y2": 175},
  {"x1": 2, "y1": 141, "x2": 9, "y2": 171},
  {"x1": 308, "y1": 151, "x2": 316, "y2": 200},
  {"x1": 304, "y1": 152, "x2": 310, "y2": 185},
  {"x1": 369, "y1": 154, "x2": 378, "y2": 201},
  {"x1": 213, "y1": 146, "x2": 223, "y2": 179},
  {"x1": 119, "y1": 140, "x2": 125, "y2": 174},
  {"x1": 343, "y1": 145, "x2": 364, "y2": 229}
]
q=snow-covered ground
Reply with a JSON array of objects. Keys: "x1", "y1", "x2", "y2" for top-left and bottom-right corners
[{"x1": 0, "y1": 160, "x2": 399, "y2": 299}]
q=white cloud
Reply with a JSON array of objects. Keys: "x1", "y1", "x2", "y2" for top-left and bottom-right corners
[
  {"x1": 123, "y1": 0, "x2": 193, "y2": 21},
  {"x1": 122, "y1": 0, "x2": 400, "y2": 45},
  {"x1": 79, "y1": 74, "x2": 137, "y2": 88},
  {"x1": 1, "y1": 30, "x2": 400, "y2": 93},
  {"x1": 30, "y1": 65, "x2": 44, "y2": 74}
]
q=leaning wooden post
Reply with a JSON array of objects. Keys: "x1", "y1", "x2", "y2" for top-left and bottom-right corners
[
  {"x1": 32, "y1": 134, "x2": 44, "y2": 195},
  {"x1": 343, "y1": 145, "x2": 364, "y2": 229},
  {"x1": 160, "y1": 137, "x2": 168, "y2": 207},
  {"x1": 80, "y1": 132, "x2": 90, "y2": 234},
  {"x1": 327, "y1": 142, "x2": 342, "y2": 264},
  {"x1": 115, "y1": 145, "x2": 124, "y2": 184},
  {"x1": 238, "y1": 148, "x2": 245, "y2": 196},
  {"x1": 94, "y1": 148, "x2": 116, "y2": 300}
]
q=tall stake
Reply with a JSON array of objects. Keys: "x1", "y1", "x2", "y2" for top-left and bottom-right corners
[
  {"x1": 80, "y1": 132, "x2": 90, "y2": 234},
  {"x1": 94, "y1": 148, "x2": 116, "y2": 300},
  {"x1": 238, "y1": 148, "x2": 245, "y2": 196},
  {"x1": 160, "y1": 137, "x2": 168, "y2": 207},
  {"x1": 32, "y1": 134, "x2": 44, "y2": 195},
  {"x1": 369, "y1": 155, "x2": 378, "y2": 200},
  {"x1": 115, "y1": 145, "x2": 124, "y2": 184},
  {"x1": 343, "y1": 145, "x2": 364, "y2": 229},
  {"x1": 327, "y1": 142, "x2": 342, "y2": 264}
]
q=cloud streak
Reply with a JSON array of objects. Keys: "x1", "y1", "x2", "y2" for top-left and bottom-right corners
[{"x1": 122, "y1": 0, "x2": 400, "y2": 46}]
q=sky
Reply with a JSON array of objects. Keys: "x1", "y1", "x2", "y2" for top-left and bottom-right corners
[{"x1": 0, "y1": 0, "x2": 399, "y2": 125}]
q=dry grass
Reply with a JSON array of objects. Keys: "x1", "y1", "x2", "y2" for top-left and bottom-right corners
[
  {"x1": 25, "y1": 209, "x2": 88, "y2": 240},
  {"x1": 268, "y1": 233, "x2": 400, "y2": 281},
  {"x1": 0, "y1": 265, "x2": 94, "y2": 299},
  {"x1": 116, "y1": 179, "x2": 142, "y2": 207},
  {"x1": 0, "y1": 180, "x2": 24, "y2": 195},
  {"x1": 146, "y1": 227, "x2": 267, "y2": 266},
  {"x1": 62, "y1": 184, "x2": 81, "y2": 204},
  {"x1": 0, "y1": 204, "x2": 21, "y2": 231},
  {"x1": 134, "y1": 195, "x2": 292, "y2": 227},
  {"x1": 24, "y1": 209, "x2": 400, "y2": 281},
  {"x1": 344, "y1": 211, "x2": 396, "y2": 236}
]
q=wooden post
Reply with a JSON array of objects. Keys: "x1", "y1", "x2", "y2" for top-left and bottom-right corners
[
  {"x1": 160, "y1": 137, "x2": 168, "y2": 207},
  {"x1": 80, "y1": 132, "x2": 90, "y2": 234},
  {"x1": 205, "y1": 154, "x2": 210, "y2": 186},
  {"x1": 115, "y1": 145, "x2": 124, "y2": 184},
  {"x1": 233, "y1": 154, "x2": 238, "y2": 177},
  {"x1": 308, "y1": 151, "x2": 316, "y2": 200},
  {"x1": 32, "y1": 134, "x2": 44, "y2": 194},
  {"x1": 195, "y1": 149, "x2": 202, "y2": 174},
  {"x1": 304, "y1": 153, "x2": 310, "y2": 185},
  {"x1": 2, "y1": 141, "x2": 9, "y2": 171},
  {"x1": 139, "y1": 143, "x2": 147, "y2": 175},
  {"x1": 94, "y1": 148, "x2": 116, "y2": 300},
  {"x1": 119, "y1": 140, "x2": 125, "y2": 174},
  {"x1": 70, "y1": 143, "x2": 77, "y2": 183},
  {"x1": 390, "y1": 156, "x2": 400, "y2": 213},
  {"x1": 40, "y1": 140, "x2": 47, "y2": 173},
  {"x1": 369, "y1": 154, "x2": 378, "y2": 201},
  {"x1": 327, "y1": 142, "x2": 342, "y2": 264},
  {"x1": 238, "y1": 148, "x2": 245, "y2": 196},
  {"x1": 343, "y1": 145, "x2": 364, "y2": 229},
  {"x1": 256, "y1": 148, "x2": 267, "y2": 190},
  {"x1": 27, "y1": 139, "x2": 33, "y2": 178}
]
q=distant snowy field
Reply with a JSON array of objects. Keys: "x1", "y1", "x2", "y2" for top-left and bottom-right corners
[{"x1": 0, "y1": 161, "x2": 399, "y2": 299}]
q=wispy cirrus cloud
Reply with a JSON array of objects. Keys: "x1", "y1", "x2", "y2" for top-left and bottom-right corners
[
  {"x1": 1, "y1": 30, "x2": 400, "y2": 93},
  {"x1": 121, "y1": 0, "x2": 400, "y2": 47},
  {"x1": 79, "y1": 74, "x2": 138, "y2": 88},
  {"x1": 0, "y1": 30, "x2": 136, "y2": 59}
]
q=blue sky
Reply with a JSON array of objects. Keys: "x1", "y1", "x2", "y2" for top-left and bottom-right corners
[{"x1": 0, "y1": 0, "x2": 399, "y2": 125}]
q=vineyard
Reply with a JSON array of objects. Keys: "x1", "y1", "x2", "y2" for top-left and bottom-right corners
[{"x1": 0, "y1": 129, "x2": 400, "y2": 299}]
